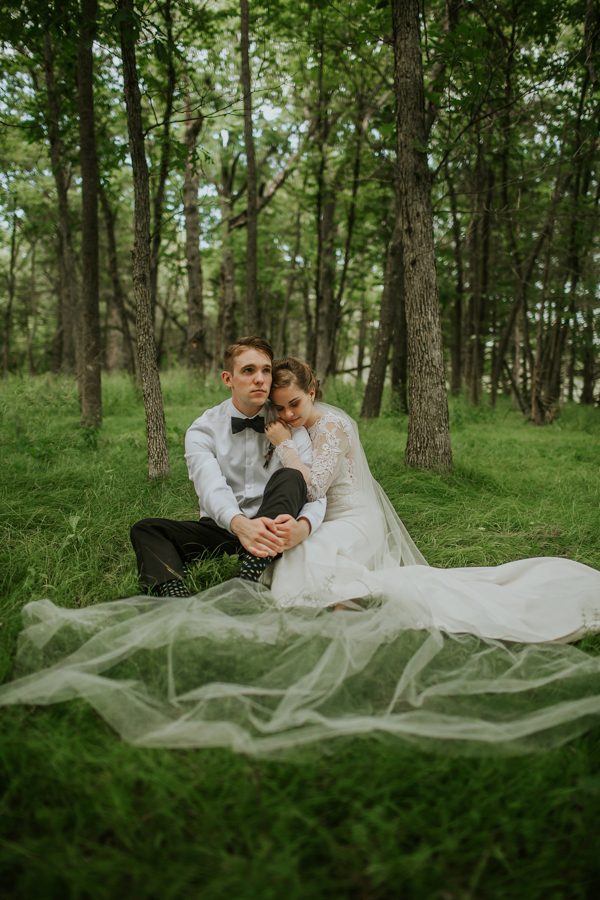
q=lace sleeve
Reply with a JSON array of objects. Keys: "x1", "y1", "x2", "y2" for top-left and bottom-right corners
[
  {"x1": 274, "y1": 417, "x2": 350, "y2": 501},
  {"x1": 273, "y1": 439, "x2": 312, "y2": 484}
]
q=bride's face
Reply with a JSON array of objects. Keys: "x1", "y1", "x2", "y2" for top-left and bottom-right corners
[{"x1": 271, "y1": 383, "x2": 316, "y2": 429}]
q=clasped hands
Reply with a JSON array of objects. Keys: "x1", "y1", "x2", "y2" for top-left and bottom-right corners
[{"x1": 230, "y1": 513, "x2": 310, "y2": 558}]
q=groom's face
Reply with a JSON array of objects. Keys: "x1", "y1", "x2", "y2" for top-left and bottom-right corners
[{"x1": 222, "y1": 348, "x2": 272, "y2": 416}]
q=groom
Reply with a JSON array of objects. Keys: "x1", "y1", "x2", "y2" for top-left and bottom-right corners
[{"x1": 130, "y1": 336, "x2": 324, "y2": 597}]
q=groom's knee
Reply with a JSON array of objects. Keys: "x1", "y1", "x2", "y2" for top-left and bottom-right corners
[
  {"x1": 130, "y1": 517, "x2": 164, "y2": 550},
  {"x1": 260, "y1": 468, "x2": 307, "y2": 516}
]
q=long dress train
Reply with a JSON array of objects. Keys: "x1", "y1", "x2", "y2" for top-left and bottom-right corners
[{"x1": 1, "y1": 404, "x2": 599, "y2": 754}]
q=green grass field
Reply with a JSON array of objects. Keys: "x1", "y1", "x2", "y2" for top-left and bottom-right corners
[{"x1": 1, "y1": 371, "x2": 599, "y2": 899}]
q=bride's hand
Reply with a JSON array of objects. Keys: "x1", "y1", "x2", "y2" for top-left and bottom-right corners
[{"x1": 265, "y1": 421, "x2": 290, "y2": 446}]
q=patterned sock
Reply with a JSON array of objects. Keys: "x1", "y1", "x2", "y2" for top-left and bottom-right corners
[
  {"x1": 155, "y1": 578, "x2": 191, "y2": 598},
  {"x1": 238, "y1": 552, "x2": 275, "y2": 582}
]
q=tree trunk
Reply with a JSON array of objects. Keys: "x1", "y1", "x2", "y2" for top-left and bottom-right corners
[
  {"x1": 392, "y1": 0, "x2": 452, "y2": 470},
  {"x1": 390, "y1": 266, "x2": 409, "y2": 415},
  {"x1": 444, "y1": 162, "x2": 464, "y2": 395},
  {"x1": 356, "y1": 295, "x2": 368, "y2": 384},
  {"x1": 465, "y1": 138, "x2": 493, "y2": 406},
  {"x1": 42, "y1": 33, "x2": 80, "y2": 375},
  {"x1": 77, "y1": 0, "x2": 102, "y2": 428},
  {"x1": 218, "y1": 182, "x2": 238, "y2": 357},
  {"x1": 360, "y1": 221, "x2": 402, "y2": 418},
  {"x1": 149, "y1": 0, "x2": 176, "y2": 327},
  {"x1": 2, "y1": 196, "x2": 18, "y2": 377},
  {"x1": 580, "y1": 310, "x2": 596, "y2": 404},
  {"x1": 331, "y1": 110, "x2": 364, "y2": 370},
  {"x1": 119, "y1": 0, "x2": 169, "y2": 479},
  {"x1": 276, "y1": 207, "x2": 302, "y2": 355},
  {"x1": 239, "y1": 0, "x2": 259, "y2": 331},
  {"x1": 26, "y1": 238, "x2": 38, "y2": 374},
  {"x1": 183, "y1": 101, "x2": 206, "y2": 369},
  {"x1": 315, "y1": 189, "x2": 337, "y2": 378},
  {"x1": 99, "y1": 183, "x2": 136, "y2": 374}
]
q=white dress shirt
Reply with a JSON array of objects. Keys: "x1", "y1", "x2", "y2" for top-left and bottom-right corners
[{"x1": 185, "y1": 398, "x2": 326, "y2": 533}]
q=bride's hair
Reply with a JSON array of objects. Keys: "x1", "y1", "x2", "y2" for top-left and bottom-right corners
[{"x1": 271, "y1": 357, "x2": 322, "y2": 399}]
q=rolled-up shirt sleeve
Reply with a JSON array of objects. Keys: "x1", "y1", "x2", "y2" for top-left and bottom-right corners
[{"x1": 185, "y1": 420, "x2": 241, "y2": 531}]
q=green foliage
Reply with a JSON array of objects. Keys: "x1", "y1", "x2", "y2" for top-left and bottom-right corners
[{"x1": 1, "y1": 372, "x2": 599, "y2": 896}]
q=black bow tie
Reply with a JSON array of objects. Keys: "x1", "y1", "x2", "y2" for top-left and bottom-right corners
[{"x1": 231, "y1": 415, "x2": 265, "y2": 434}]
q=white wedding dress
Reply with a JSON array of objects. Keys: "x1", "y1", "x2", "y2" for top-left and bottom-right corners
[
  {"x1": 1, "y1": 404, "x2": 599, "y2": 754},
  {"x1": 268, "y1": 406, "x2": 600, "y2": 644}
]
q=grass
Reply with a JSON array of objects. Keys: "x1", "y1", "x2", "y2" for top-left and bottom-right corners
[{"x1": 1, "y1": 370, "x2": 599, "y2": 898}]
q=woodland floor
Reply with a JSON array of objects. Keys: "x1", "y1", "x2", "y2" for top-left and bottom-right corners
[{"x1": 1, "y1": 371, "x2": 599, "y2": 899}]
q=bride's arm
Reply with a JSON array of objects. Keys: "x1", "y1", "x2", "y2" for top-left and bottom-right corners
[{"x1": 266, "y1": 418, "x2": 349, "y2": 500}]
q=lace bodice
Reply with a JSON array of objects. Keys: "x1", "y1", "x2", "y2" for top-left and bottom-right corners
[{"x1": 274, "y1": 410, "x2": 355, "y2": 502}]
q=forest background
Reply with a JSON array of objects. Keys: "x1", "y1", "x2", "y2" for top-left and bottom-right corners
[
  {"x1": 0, "y1": 0, "x2": 598, "y2": 478},
  {"x1": 1, "y1": 2, "x2": 600, "y2": 895}
]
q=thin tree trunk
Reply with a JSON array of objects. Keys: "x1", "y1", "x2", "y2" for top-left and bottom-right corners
[
  {"x1": 183, "y1": 100, "x2": 206, "y2": 369},
  {"x1": 42, "y1": 33, "x2": 79, "y2": 375},
  {"x1": 27, "y1": 239, "x2": 38, "y2": 374},
  {"x1": 239, "y1": 0, "x2": 259, "y2": 331},
  {"x1": 149, "y1": 0, "x2": 176, "y2": 327},
  {"x1": 580, "y1": 310, "x2": 596, "y2": 403},
  {"x1": 445, "y1": 162, "x2": 464, "y2": 395},
  {"x1": 360, "y1": 221, "x2": 402, "y2": 418},
  {"x1": 77, "y1": 0, "x2": 102, "y2": 428},
  {"x1": 390, "y1": 267, "x2": 409, "y2": 415},
  {"x1": 304, "y1": 276, "x2": 315, "y2": 366},
  {"x1": 315, "y1": 189, "x2": 337, "y2": 378},
  {"x1": 465, "y1": 139, "x2": 492, "y2": 406},
  {"x1": 119, "y1": 0, "x2": 169, "y2": 479},
  {"x1": 2, "y1": 196, "x2": 18, "y2": 377},
  {"x1": 356, "y1": 294, "x2": 368, "y2": 383},
  {"x1": 276, "y1": 207, "x2": 302, "y2": 355},
  {"x1": 99, "y1": 183, "x2": 136, "y2": 374},
  {"x1": 392, "y1": 0, "x2": 452, "y2": 470},
  {"x1": 218, "y1": 185, "x2": 237, "y2": 355},
  {"x1": 331, "y1": 110, "x2": 364, "y2": 370}
]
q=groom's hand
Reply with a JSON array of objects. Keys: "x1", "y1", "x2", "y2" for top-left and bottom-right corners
[
  {"x1": 272, "y1": 514, "x2": 310, "y2": 551},
  {"x1": 230, "y1": 515, "x2": 285, "y2": 557}
]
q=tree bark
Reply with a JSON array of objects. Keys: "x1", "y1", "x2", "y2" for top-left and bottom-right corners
[
  {"x1": 42, "y1": 33, "x2": 80, "y2": 375},
  {"x1": 119, "y1": 0, "x2": 169, "y2": 479},
  {"x1": 149, "y1": 0, "x2": 176, "y2": 327},
  {"x1": 276, "y1": 207, "x2": 302, "y2": 355},
  {"x1": 392, "y1": 0, "x2": 452, "y2": 470},
  {"x1": 2, "y1": 196, "x2": 18, "y2": 377},
  {"x1": 390, "y1": 289, "x2": 409, "y2": 415},
  {"x1": 239, "y1": 0, "x2": 259, "y2": 331},
  {"x1": 183, "y1": 100, "x2": 206, "y2": 369},
  {"x1": 360, "y1": 220, "x2": 402, "y2": 418},
  {"x1": 444, "y1": 162, "x2": 464, "y2": 395},
  {"x1": 77, "y1": 0, "x2": 102, "y2": 428},
  {"x1": 99, "y1": 183, "x2": 136, "y2": 374},
  {"x1": 216, "y1": 155, "x2": 238, "y2": 357},
  {"x1": 465, "y1": 137, "x2": 493, "y2": 406},
  {"x1": 315, "y1": 188, "x2": 337, "y2": 378}
]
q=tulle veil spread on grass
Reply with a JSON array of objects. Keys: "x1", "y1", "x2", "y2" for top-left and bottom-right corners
[
  {"x1": 1, "y1": 403, "x2": 599, "y2": 755},
  {"x1": 1, "y1": 585, "x2": 600, "y2": 755}
]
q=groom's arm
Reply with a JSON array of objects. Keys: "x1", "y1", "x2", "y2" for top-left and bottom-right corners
[
  {"x1": 185, "y1": 413, "x2": 286, "y2": 556},
  {"x1": 185, "y1": 416, "x2": 243, "y2": 530}
]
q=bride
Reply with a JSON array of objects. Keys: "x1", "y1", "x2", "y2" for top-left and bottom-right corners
[
  {"x1": 1, "y1": 358, "x2": 599, "y2": 754},
  {"x1": 265, "y1": 357, "x2": 600, "y2": 644}
]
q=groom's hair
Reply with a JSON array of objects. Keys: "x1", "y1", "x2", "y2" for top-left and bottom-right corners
[{"x1": 223, "y1": 336, "x2": 274, "y2": 372}]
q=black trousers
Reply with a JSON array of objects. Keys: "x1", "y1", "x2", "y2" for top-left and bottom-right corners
[{"x1": 130, "y1": 468, "x2": 307, "y2": 591}]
